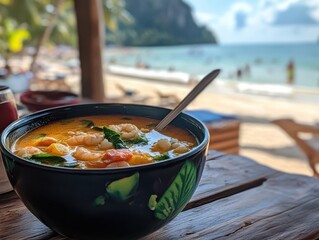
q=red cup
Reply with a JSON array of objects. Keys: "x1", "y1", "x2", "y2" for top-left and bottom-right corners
[{"x1": 0, "y1": 85, "x2": 18, "y2": 194}]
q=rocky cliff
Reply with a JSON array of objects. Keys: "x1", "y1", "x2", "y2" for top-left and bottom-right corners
[{"x1": 106, "y1": 0, "x2": 217, "y2": 46}]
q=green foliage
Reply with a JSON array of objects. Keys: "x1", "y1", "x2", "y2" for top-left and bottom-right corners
[
  {"x1": 104, "y1": 0, "x2": 134, "y2": 32},
  {"x1": 0, "y1": 0, "x2": 216, "y2": 54},
  {"x1": 0, "y1": 0, "x2": 132, "y2": 55},
  {"x1": 0, "y1": 0, "x2": 50, "y2": 58},
  {"x1": 0, "y1": 18, "x2": 31, "y2": 62}
]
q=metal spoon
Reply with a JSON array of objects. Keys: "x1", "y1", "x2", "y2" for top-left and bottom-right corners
[{"x1": 155, "y1": 69, "x2": 221, "y2": 131}]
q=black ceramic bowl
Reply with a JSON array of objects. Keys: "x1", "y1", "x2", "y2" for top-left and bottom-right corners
[{"x1": 0, "y1": 104, "x2": 209, "y2": 240}]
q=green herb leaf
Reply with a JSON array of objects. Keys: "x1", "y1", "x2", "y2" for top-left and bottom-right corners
[
  {"x1": 92, "y1": 126, "x2": 103, "y2": 131},
  {"x1": 80, "y1": 119, "x2": 94, "y2": 128},
  {"x1": 153, "y1": 153, "x2": 170, "y2": 161},
  {"x1": 103, "y1": 127, "x2": 127, "y2": 149},
  {"x1": 63, "y1": 161, "x2": 79, "y2": 168},
  {"x1": 125, "y1": 134, "x2": 149, "y2": 145},
  {"x1": 27, "y1": 154, "x2": 66, "y2": 165},
  {"x1": 80, "y1": 119, "x2": 103, "y2": 131},
  {"x1": 38, "y1": 133, "x2": 46, "y2": 138}
]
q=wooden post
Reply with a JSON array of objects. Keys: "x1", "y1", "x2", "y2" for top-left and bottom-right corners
[{"x1": 74, "y1": 0, "x2": 105, "y2": 102}]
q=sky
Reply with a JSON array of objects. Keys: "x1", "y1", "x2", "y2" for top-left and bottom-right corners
[{"x1": 184, "y1": 0, "x2": 319, "y2": 44}]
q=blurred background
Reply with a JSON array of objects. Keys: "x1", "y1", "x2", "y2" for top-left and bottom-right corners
[
  {"x1": 1, "y1": 0, "x2": 318, "y2": 89},
  {"x1": 0, "y1": 0, "x2": 319, "y2": 176}
]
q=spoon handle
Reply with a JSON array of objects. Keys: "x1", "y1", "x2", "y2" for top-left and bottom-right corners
[{"x1": 155, "y1": 69, "x2": 221, "y2": 131}]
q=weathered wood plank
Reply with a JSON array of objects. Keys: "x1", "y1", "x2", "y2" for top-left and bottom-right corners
[
  {"x1": 144, "y1": 173, "x2": 319, "y2": 240},
  {"x1": 188, "y1": 154, "x2": 277, "y2": 209},
  {"x1": 1, "y1": 195, "x2": 67, "y2": 239},
  {"x1": 223, "y1": 198, "x2": 319, "y2": 240},
  {"x1": 0, "y1": 195, "x2": 56, "y2": 240},
  {"x1": 205, "y1": 150, "x2": 226, "y2": 161}
]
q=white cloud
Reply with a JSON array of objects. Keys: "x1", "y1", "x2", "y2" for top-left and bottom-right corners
[
  {"x1": 276, "y1": 0, "x2": 299, "y2": 11},
  {"x1": 193, "y1": 0, "x2": 319, "y2": 43},
  {"x1": 218, "y1": 2, "x2": 253, "y2": 29},
  {"x1": 253, "y1": 0, "x2": 319, "y2": 25},
  {"x1": 193, "y1": 12, "x2": 218, "y2": 25},
  {"x1": 307, "y1": 0, "x2": 319, "y2": 20}
]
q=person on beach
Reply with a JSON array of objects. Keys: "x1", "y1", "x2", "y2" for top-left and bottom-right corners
[
  {"x1": 236, "y1": 68, "x2": 242, "y2": 79},
  {"x1": 4, "y1": 64, "x2": 13, "y2": 78},
  {"x1": 243, "y1": 64, "x2": 250, "y2": 77},
  {"x1": 287, "y1": 60, "x2": 295, "y2": 85},
  {"x1": 135, "y1": 58, "x2": 144, "y2": 68}
]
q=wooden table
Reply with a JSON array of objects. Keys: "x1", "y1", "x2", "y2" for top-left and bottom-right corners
[{"x1": 1, "y1": 151, "x2": 319, "y2": 239}]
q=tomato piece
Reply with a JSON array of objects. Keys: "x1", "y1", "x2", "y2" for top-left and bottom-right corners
[{"x1": 102, "y1": 149, "x2": 133, "y2": 162}]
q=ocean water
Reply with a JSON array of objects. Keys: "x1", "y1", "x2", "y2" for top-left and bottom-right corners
[{"x1": 104, "y1": 43, "x2": 319, "y2": 89}]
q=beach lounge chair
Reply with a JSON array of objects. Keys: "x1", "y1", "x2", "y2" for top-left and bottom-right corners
[
  {"x1": 155, "y1": 90, "x2": 180, "y2": 108},
  {"x1": 32, "y1": 74, "x2": 71, "y2": 91},
  {"x1": 272, "y1": 119, "x2": 319, "y2": 177},
  {"x1": 108, "y1": 84, "x2": 149, "y2": 104},
  {"x1": 115, "y1": 83, "x2": 137, "y2": 97},
  {"x1": 186, "y1": 110, "x2": 241, "y2": 154}
]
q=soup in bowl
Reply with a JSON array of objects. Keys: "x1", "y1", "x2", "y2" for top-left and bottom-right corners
[{"x1": 0, "y1": 104, "x2": 209, "y2": 240}]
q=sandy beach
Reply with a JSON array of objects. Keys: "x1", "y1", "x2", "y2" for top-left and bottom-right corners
[{"x1": 7, "y1": 54, "x2": 319, "y2": 177}]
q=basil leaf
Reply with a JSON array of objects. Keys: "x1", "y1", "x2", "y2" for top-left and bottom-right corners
[
  {"x1": 92, "y1": 126, "x2": 103, "y2": 131},
  {"x1": 27, "y1": 153, "x2": 66, "y2": 164},
  {"x1": 125, "y1": 134, "x2": 149, "y2": 145},
  {"x1": 153, "y1": 153, "x2": 170, "y2": 161},
  {"x1": 80, "y1": 119, "x2": 102, "y2": 131},
  {"x1": 63, "y1": 161, "x2": 79, "y2": 168},
  {"x1": 103, "y1": 127, "x2": 127, "y2": 149},
  {"x1": 80, "y1": 119, "x2": 103, "y2": 131},
  {"x1": 81, "y1": 119, "x2": 94, "y2": 128},
  {"x1": 38, "y1": 133, "x2": 46, "y2": 138}
]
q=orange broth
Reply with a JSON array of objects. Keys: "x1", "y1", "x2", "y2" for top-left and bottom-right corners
[{"x1": 12, "y1": 115, "x2": 197, "y2": 169}]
